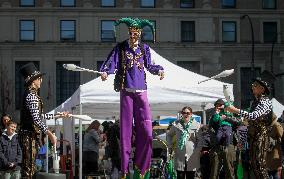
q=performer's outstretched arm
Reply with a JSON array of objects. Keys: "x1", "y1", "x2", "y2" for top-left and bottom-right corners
[
  {"x1": 226, "y1": 97, "x2": 272, "y2": 120},
  {"x1": 144, "y1": 45, "x2": 164, "y2": 79}
]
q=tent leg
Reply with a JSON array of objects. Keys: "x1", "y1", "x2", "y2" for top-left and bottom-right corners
[{"x1": 79, "y1": 104, "x2": 83, "y2": 179}]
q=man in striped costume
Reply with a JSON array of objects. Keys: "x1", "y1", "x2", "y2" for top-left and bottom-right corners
[
  {"x1": 19, "y1": 62, "x2": 69, "y2": 178},
  {"x1": 226, "y1": 70, "x2": 276, "y2": 179}
]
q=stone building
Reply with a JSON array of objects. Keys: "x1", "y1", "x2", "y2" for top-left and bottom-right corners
[{"x1": 0, "y1": 0, "x2": 283, "y2": 118}]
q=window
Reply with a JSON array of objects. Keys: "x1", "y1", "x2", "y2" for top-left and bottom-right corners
[
  {"x1": 20, "y1": 0, "x2": 35, "y2": 6},
  {"x1": 177, "y1": 61, "x2": 200, "y2": 73},
  {"x1": 56, "y1": 61, "x2": 80, "y2": 105},
  {"x1": 181, "y1": 21, "x2": 195, "y2": 42},
  {"x1": 20, "y1": 20, "x2": 35, "y2": 41},
  {"x1": 180, "y1": 0, "x2": 194, "y2": 8},
  {"x1": 222, "y1": 0, "x2": 235, "y2": 8},
  {"x1": 142, "y1": 21, "x2": 155, "y2": 42},
  {"x1": 101, "y1": 20, "x2": 115, "y2": 42},
  {"x1": 263, "y1": 22, "x2": 277, "y2": 43},
  {"x1": 263, "y1": 0, "x2": 276, "y2": 9},
  {"x1": 141, "y1": 0, "x2": 155, "y2": 7},
  {"x1": 60, "y1": 0, "x2": 75, "y2": 7},
  {"x1": 60, "y1": 20, "x2": 76, "y2": 41},
  {"x1": 222, "y1": 21, "x2": 236, "y2": 42},
  {"x1": 240, "y1": 67, "x2": 261, "y2": 109},
  {"x1": 15, "y1": 61, "x2": 39, "y2": 109},
  {"x1": 101, "y1": 0, "x2": 115, "y2": 7}
]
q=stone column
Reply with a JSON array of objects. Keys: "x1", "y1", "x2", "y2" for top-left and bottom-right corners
[
  {"x1": 83, "y1": 0, "x2": 93, "y2": 8},
  {"x1": 202, "y1": 0, "x2": 212, "y2": 9},
  {"x1": 163, "y1": 0, "x2": 173, "y2": 8},
  {"x1": 124, "y1": 0, "x2": 133, "y2": 8}
]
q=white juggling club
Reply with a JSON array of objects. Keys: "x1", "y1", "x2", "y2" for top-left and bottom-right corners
[
  {"x1": 223, "y1": 84, "x2": 232, "y2": 105},
  {"x1": 198, "y1": 69, "x2": 234, "y2": 84},
  {"x1": 63, "y1": 64, "x2": 103, "y2": 75}
]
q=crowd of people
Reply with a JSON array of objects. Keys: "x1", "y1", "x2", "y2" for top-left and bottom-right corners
[{"x1": 79, "y1": 67, "x2": 284, "y2": 179}]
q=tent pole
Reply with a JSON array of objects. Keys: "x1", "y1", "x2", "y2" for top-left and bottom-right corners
[
  {"x1": 79, "y1": 103, "x2": 83, "y2": 179},
  {"x1": 46, "y1": 124, "x2": 49, "y2": 173},
  {"x1": 202, "y1": 103, "x2": 206, "y2": 125},
  {"x1": 71, "y1": 107, "x2": 76, "y2": 178}
]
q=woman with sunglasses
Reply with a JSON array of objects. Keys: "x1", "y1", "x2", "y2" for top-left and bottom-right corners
[
  {"x1": 166, "y1": 106, "x2": 200, "y2": 179},
  {"x1": 226, "y1": 70, "x2": 276, "y2": 179}
]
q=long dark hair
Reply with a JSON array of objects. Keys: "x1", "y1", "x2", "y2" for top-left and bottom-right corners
[
  {"x1": 86, "y1": 120, "x2": 100, "y2": 133},
  {"x1": 0, "y1": 114, "x2": 12, "y2": 128}
]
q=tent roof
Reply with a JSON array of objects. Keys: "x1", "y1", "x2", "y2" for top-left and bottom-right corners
[{"x1": 54, "y1": 48, "x2": 234, "y2": 118}]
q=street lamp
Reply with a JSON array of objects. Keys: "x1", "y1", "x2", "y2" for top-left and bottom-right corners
[
  {"x1": 241, "y1": 14, "x2": 255, "y2": 78},
  {"x1": 270, "y1": 33, "x2": 279, "y2": 73}
]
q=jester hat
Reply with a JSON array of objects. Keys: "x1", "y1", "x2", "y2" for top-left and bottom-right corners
[{"x1": 114, "y1": 17, "x2": 156, "y2": 42}]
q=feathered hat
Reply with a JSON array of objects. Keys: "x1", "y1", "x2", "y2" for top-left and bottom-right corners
[{"x1": 114, "y1": 17, "x2": 156, "y2": 42}]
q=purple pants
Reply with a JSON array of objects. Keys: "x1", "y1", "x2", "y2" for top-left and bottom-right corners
[{"x1": 120, "y1": 90, "x2": 152, "y2": 175}]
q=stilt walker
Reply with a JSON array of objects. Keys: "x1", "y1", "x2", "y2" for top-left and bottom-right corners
[{"x1": 100, "y1": 17, "x2": 165, "y2": 179}]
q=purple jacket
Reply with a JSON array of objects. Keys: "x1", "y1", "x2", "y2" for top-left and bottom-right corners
[{"x1": 100, "y1": 40, "x2": 164, "y2": 90}]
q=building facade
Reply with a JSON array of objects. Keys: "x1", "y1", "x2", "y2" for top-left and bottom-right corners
[{"x1": 0, "y1": 0, "x2": 283, "y2": 118}]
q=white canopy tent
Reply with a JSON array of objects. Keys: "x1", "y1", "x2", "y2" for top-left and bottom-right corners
[
  {"x1": 54, "y1": 48, "x2": 234, "y2": 118},
  {"x1": 52, "y1": 48, "x2": 234, "y2": 179},
  {"x1": 272, "y1": 98, "x2": 284, "y2": 118}
]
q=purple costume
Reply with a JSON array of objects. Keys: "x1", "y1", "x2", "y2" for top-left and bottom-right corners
[{"x1": 100, "y1": 40, "x2": 163, "y2": 176}]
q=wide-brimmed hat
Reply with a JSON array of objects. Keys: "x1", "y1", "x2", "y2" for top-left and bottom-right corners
[
  {"x1": 20, "y1": 62, "x2": 45, "y2": 85},
  {"x1": 253, "y1": 70, "x2": 276, "y2": 95}
]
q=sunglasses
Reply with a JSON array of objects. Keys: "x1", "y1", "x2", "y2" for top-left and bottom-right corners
[
  {"x1": 129, "y1": 32, "x2": 140, "y2": 36},
  {"x1": 181, "y1": 111, "x2": 191, "y2": 115}
]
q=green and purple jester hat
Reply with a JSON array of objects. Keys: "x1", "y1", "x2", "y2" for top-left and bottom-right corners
[{"x1": 114, "y1": 17, "x2": 156, "y2": 42}]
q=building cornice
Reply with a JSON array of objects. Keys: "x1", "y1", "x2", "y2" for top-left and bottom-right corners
[
  {"x1": 0, "y1": 42, "x2": 283, "y2": 50},
  {"x1": 0, "y1": 8, "x2": 283, "y2": 16}
]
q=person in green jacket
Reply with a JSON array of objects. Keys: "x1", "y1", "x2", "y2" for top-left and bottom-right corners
[{"x1": 210, "y1": 99, "x2": 233, "y2": 146}]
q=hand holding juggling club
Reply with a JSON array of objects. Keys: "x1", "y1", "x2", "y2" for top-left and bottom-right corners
[{"x1": 223, "y1": 84, "x2": 232, "y2": 105}]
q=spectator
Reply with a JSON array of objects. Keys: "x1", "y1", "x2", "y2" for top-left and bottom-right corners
[
  {"x1": 0, "y1": 121, "x2": 22, "y2": 179},
  {"x1": 0, "y1": 114, "x2": 12, "y2": 134},
  {"x1": 209, "y1": 99, "x2": 236, "y2": 179},
  {"x1": 107, "y1": 120, "x2": 120, "y2": 178},
  {"x1": 83, "y1": 120, "x2": 104, "y2": 175},
  {"x1": 210, "y1": 99, "x2": 234, "y2": 147},
  {"x1": 236, "y1": 120, "x2": 250, "y2": 179},
  {"x1": 166, "y1": 106, "x2": 200, "y2": 179},
  {"x1": 36, "y1": 135, "x2": 47, "y2": 172},
  {"x1": 199, "y1": 124, "x2": 211, "y2": 179},
  {"x1": 266, "y1": 113, "x2": 283, "y2": 179}
]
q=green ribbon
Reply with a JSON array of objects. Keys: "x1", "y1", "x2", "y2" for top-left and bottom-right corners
[
  {"x1": 166, "y1": 159, "x2": 176, "y2": 179},
  {"x1": 178, "y1": 117, "x2": 193, "y2": 150}
]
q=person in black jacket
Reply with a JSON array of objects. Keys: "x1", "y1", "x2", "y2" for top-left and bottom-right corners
[{"x1": 0, "y1": 121, "x2": 22, "y2": 179}]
